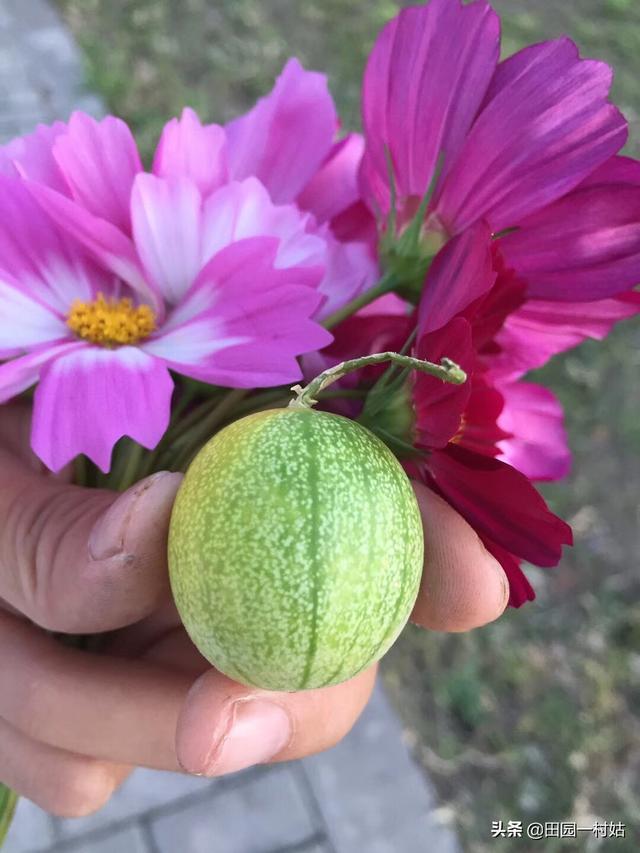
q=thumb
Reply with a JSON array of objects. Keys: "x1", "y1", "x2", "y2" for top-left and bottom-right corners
[{"x1": 0, "y1": 468, "x2": 182, "y2": 633}]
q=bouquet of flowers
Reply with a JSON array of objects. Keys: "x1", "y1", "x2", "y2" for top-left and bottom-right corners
[{"x1": 1, "y1": 0, "x2": 639, "y2": 837}]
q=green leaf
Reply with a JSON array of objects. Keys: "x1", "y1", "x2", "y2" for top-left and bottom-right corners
[{"x1": 0, "y1": 784, "x2": 18, "y2": 848}]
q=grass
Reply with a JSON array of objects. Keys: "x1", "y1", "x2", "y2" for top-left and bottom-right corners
[{"x1": 55, "y1": 0, "x2": 640, "y2": 849}]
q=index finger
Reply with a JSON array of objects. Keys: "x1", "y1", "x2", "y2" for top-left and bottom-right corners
[
  {"x1": 0, "y1": 405, "x2": 181, "y2": 632},
  {"x1": 410, "y1": 483, "x2": 509, "y2": 632}
]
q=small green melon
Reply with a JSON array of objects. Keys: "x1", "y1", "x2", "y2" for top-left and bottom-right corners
[{"x1": 168, "y1": 407, "x2": 423, "y2": 691}]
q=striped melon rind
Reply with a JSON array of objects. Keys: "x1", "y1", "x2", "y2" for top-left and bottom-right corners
[{"x1": 168, "y1": 407, "x2": 423, "y2": 691}]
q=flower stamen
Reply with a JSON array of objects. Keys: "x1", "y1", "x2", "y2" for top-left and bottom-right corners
[
  {"x1": 450, "y1": 414, "x2": 467, "y2": 445},
  {"x1": 67, "y1": 293, "x2": 157, "y2": 347}
]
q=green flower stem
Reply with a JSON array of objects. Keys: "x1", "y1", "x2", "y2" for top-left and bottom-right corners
[
  {"x1": 0, "y1": 784, "x2": 17, "y2": 848},
  {"x1": 133, "y1": 383, "x2": 204, "y2": 480},
  {"x1": 170, "y1": 388, "x2": 249, "y2": 471},
  {"x1": 289, "y1": 352, "x2": 466, "y2": 410},
  {"x1": 162, "y1": 387, "x2": 225, "y2": 447},
  {"x1": 114, "y1": 440, "x2": 147, "y2": 492},
  {"x1": 73, "y1": 454, "x2": 89, "y2": 488},
  {"x1": 322, "y1": 272, "x2": 397, "y2": 330},
  {"x1": 230, "y1": 387, "x2": 291, "y2": 417}
]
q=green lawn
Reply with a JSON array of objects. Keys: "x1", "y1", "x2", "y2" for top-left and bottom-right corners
[{"x1": 56, "y1": 1, "x2": 640, "y2": 849}]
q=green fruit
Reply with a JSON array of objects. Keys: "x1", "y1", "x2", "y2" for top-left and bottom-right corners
[{"x1": 168, "y1": 407, "x2": 423, "y2": 691}]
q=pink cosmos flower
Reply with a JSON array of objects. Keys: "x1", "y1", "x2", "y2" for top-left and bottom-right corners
[
  {"x1": 0, "y1": 57, "x2": 390, "y2": 473},
  {"x1": 156, "y1": 59, "x2": 379, "y2": 319},
  {"x1": 0, "y1": 114, "x2": 334, "y2": 472}
]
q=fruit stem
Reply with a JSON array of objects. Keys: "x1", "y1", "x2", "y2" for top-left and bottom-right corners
[{"x1": 289, "y1": 352, "x2": 466, "y2": 409}]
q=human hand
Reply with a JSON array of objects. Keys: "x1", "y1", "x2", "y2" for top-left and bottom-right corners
[{"x1": 0, "y1": 402, "x2": 508, "y2": 817}]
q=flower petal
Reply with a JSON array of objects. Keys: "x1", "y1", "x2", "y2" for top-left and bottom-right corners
[
  {"x1": 297, "y1": 134, "x2": 365, "y2": 224},
  {"x1": 427, "y1": 443, "x2": 572, "y2": 566},
  {"x1": 53, "y1": 113, "x2": 142, "y2": 233},
  {"x1": 437, "y1": 38, "x2": 627, "y2": 233},
  {"x1": 418, "y1": 221, "x2": 495, "y2": 334},
  {"x1": 26, "y1": 180, "x2": 158, "y2": 311},
  {"x1": 145, "y1": 237, "x2": 331, "y2": 387},
  {"x1": 202, "y1": 177, "x2": 325, "y2": 270},
  {"x1": 0, "y1": 341, "x2": 82, "y2": 402},
  {"x1": 499, "y1": 181, "x2": 640, "y2": 301},
  {"x1": 497, "y1": 381, "x2": 571, "y2": 482},
  {"x1": 414, "y1": 317, "x2": 474, "y2": 449},
  {"x1": 131, "y1": 173, "x2": 203, "y2": 306},
  {"x1": 479, "y1": 536, "x2": 536, "y2": 608},
  {"x1": 0, "y1": 277, "x2": 68, "y2": 352},
  {"x1": 0, "y1": 121, "x2": 69, "y2": 191},
  {"x1": 361, "y1": 0, "x2": 500, "y2": 213},
  {"x1": 458, "y1": 379, "x2": 509, "y2": 458},
  {"x1": 315, "y1": 233, "x2": 379, "y2": 321},
  {"x1": 0, "y1": 174, "x2": 101, "y2": 314},
  {"x1": 226, "y1": 59, "x2": 338, "y2": 203},
  {"x1": 153, "y1": 108, "x2": 229, "y2": 197},
  {"x1": 331, "y1": 200, "x2": 379, "y2": 248},
  {"x1": 489, "y1": 292, "x2": 640, "y2": 380},
  {"x1": 32, "y1": 346, "x2": 174, "y2": 473},
  {"x1": 580, "y1": 154, "x2": 640, "y2": 188}
]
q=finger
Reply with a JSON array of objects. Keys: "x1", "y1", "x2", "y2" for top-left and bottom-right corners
[
  {"x1": 0, "y1": 611, "x2": 191, "y2": 771},
  {"x1": 410, "y1": 482, "x2": 509, "y2": 632},
  {"x1": 0, "y1": 403, "x2": 44, "y2": 473},
  {"x1": 0, "y1": 611, "x2": 375, "y2": 776},
  {"x1": 176, "y1": 665, "x2": 377, "y2": 777},
  {"x1": 0, "y1": 717, "x2": 130, "y2": 818},
  {"x1": 0, "y1": 456, "x2": 182, "y2": 631}
]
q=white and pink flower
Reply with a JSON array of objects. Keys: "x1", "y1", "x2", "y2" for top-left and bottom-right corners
[{"x1": 0, "y1": 62, "x2": 379, "y2": 472}]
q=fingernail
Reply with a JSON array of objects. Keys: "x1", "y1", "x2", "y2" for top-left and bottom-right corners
[
  {"x1": 88, "y1": 471, "x2": 180, "y2": 561},
  {"x1": 204, "y1": 700, "x2": 292, "y2": 776}
]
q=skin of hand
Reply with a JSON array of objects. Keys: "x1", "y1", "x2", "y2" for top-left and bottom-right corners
[{"x1": 0, "y1": 402, "x2": 509, "y2": 817}]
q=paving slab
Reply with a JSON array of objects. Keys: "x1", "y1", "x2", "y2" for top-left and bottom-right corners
[
  {"x1": 301, "y1": 684, "x2": 459, "y2": 853},
  {"x1": 53, "y1": 768, "x2": 216, "y2": 841},
  {"x1": 149, "y1": 766, "x2": 317, "y2": 853},
  {"x1": 0, "y1": 0, "x2": 102, "y2": 142},
  {"x1": 52, "y1": 825, "x2": 149, "y2": 853},
  {"x1": 2, "y1": 798, "x2": 56, "y2": 853}
]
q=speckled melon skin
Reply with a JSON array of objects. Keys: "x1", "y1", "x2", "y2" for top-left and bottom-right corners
[{"x1": 168, "y1": 407, "x2": 424, "y2": 691}]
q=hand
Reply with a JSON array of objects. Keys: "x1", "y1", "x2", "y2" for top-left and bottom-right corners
[{"x1": 0, "y1": 402, "x2": 508, "y2": 817}]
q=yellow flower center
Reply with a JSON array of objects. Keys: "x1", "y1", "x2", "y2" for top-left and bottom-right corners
[{"x1": 66, "y1": 293, "x2": 157, "y2": 347}]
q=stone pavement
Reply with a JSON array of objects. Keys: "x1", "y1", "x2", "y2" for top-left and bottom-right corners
[
  {"x1": 0, "y1": 1, "x2": 460, "y2": 850},
  {"x1": 6, "y1": 686, "x2": 459, "y2": 853},
  {"x1": 0, "y1": 0, "x2": 102, "y2": 141}
]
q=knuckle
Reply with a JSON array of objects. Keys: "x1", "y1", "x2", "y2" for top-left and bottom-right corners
[
  {"x1": 17, "y1": 674, "x2": 46, "y2": 738},
  {"x1": 44, "y1": 762, "x2": 116, "y2": 818},
  {"x1": 1, "y1": 482, "x2": 104, "y2": 629},
  {"x1": 2, "y1": 482, "x2": 62, "y2": 618}
]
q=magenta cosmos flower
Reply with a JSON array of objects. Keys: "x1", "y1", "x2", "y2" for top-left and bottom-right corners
[
  {"x1": 409, "y1": 227, "x2": 573, "y2": 606},
  {"x1": 323, "y1": 206, "x2": 639, "y2": 605},
  {"x1": 356, "y1": 0, "x2": 640, "y2": 457},
  {"x1": 410, "y1": 220, "x2": 638, "y2": 605},
  {"x1": 360, "y1": 0, "x2": 628, "y2": 249},
  {"x1": 319, "y1": 0, "x2": 640, "y2": 604},
  {"x1": 323, "y1": 229, "x2": 573, "y2": 607}
]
